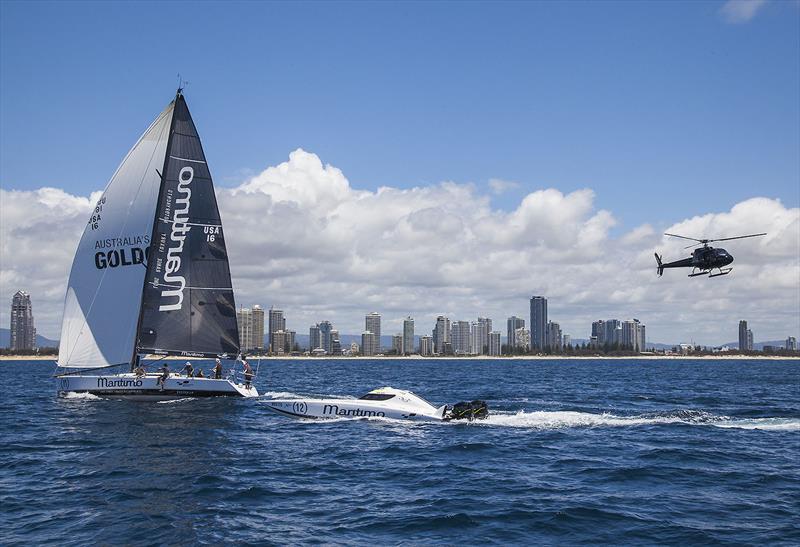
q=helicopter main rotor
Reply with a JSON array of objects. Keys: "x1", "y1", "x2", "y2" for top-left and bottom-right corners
[{"x1": 664, "y1": 232, "x2": 767, "y2": 250}]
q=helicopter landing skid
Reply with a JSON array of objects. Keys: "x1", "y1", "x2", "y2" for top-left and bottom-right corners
[
  {"x1": 688, "y1": 269, "x2": 710, "y2": 277},
  {"x1": 709, "y1": 267, "x2": 733, "y2": 278}
]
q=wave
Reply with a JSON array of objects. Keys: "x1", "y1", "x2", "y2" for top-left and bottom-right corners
[
  {"x1": 710, "y1": 417, "x2": 800, "y2": 431},
  {"x1": 482, "y1": 410, "x2": 800, "y2": 431},
  {"x1": 156, "y1": 398, "x2": 195, "y2": 404},
  {"x1": 61, "y1": 392, "x2": 101, "y2": 400}
]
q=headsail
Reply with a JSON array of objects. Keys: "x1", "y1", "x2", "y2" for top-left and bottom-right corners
[
  {"x1": 58, "y1": 102, "x2": 174, "y2": 368},
  {"x1": 136, "y1": 93, "x2": 239, "y2": 358}
]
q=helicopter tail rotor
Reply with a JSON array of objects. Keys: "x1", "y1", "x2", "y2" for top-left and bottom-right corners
[{"x1": 654, "y1": 253, "x2": 664, "y2": 276}]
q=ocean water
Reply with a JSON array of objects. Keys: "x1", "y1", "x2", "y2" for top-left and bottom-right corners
[{"x1": 1, "y1": 358, "x2": 798, "y2": 545}]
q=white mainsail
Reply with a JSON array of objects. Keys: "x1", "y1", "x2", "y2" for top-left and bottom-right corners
[{"x1": 58, "y1": 102, "x2": 174, "y2": 368}]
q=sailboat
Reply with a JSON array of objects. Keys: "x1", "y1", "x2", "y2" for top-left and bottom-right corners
[{"x1": 55, "y1": 89, "x2": 258, "y2": 399}]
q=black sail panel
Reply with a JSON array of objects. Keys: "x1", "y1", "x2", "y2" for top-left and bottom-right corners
[{"x1": 137, "y1": 93, "x2": 239, "y2": 357}]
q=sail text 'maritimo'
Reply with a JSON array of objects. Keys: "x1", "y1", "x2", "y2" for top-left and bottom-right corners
[{"x1": 160, "y1": 166, "x2": 194, "y2": 311}]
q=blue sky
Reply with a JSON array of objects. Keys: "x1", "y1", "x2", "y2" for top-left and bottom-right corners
[
  {"x1": 1, "y1": 1, "x2": 798, "y2": 230},
  {"x1": 1, "y1": 1, "x2": 799, "y2": 343}
]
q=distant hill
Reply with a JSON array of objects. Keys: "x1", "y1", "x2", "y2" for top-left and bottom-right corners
[{"x1": 0, "y1": 328, "x2": 59, "y2": 349}]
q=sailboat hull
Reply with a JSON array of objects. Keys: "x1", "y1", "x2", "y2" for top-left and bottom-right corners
[{"x1": 56, "y1": 373, "x2": 258, "y2": 399}]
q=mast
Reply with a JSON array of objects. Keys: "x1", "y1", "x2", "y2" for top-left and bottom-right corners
[{"x1": 130, "y1": 89, "x2": 181, "y2": 368}]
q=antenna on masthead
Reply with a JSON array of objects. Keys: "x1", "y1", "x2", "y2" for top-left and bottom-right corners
[{"x1": 176, "y1": 73, "x2": 189, "y2": 96}]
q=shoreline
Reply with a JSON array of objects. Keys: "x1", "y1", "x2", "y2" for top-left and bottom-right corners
[{"x1": 2, "y1": 354, "x2": 797, "y2": 362}]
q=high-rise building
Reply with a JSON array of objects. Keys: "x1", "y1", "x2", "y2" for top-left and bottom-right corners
[
  {"x1": 786, "y1": 337, "x2": 797, "y2": 351},
  {"x1": 285, "y1": 330, "x2": 296, "y2": 353},
  {"x1": 251, "y1": 305, "x2": 265, "y2": 351},
  {"x1": 488, "y1": 331, "x2": 502, "y2": 356},
  {"x1": 738, "y1": 320, "x2": 750, "y2": 351},
  {"x1": 451, "y1": 320, "x2": 471, "y2": 355},
  {"x1": 10, "y1": 290, "x2": 35, "y2": 351},
  {"x1": 391, "y1": 334, "x2": 403, "y2": 354},
  {"x1": 319, "y1": 321, "x2": 333, "y2": 354},
  {"x1": 272, "y1": 330, "x2": 288, "y2": 355},
  {"x1": 530, "y1": 296, "x2": 548, "y2": 350},
  {"x1": 236, "y1": 306, "x2": 265, "y2": 353},
  {"x1": 470, "y1": 321, "x2": 487, "y2": 355},
  {"x1": 433, "y1": 316, "x2": 450, "y2": 354},
  {"x1": 592, "y1": 319, "x2": 634, "y2": 349},
  {"x1": 330, "y1": 329, "x2": 341, "y2": 355},
  {"x1": 507, "y1": 316, "x2": 525, "y2": 350},
  {"x1": 515, "y1": 327, "x2": 530, "y2": 350},
  {"x1": 268, "y1": 307, "x2": 285, "y2": 353},
  {"x1": 236, "y1": 307, "x2": 250, "y2": 351},
  {"x1": 622, "y1": 319, "x2": 646, "y2": 352},
  {"x1": 609, "y1": 320, "x2": 623, "y2": 347},
  {"x1": 563, "y1": 334, "x2": 571, "y2": 348},
  {"x1": 309, "y1": 324, "x2": 321, "y2": 351},
  {"x1": 420, "y1": 335, "x2": 434, "y2": 356},
  {"x1": 402, "y1": 316, "x2": 415, "y2": 354},
  {"x1": 622, "y1": 320, "x2": 640, "y2": 351},
  {"x1": 747, "y1": 329, "x2": 753, "y2": 352},
  {"x1": 476, "y1": 317, "x2": 491, "y2": 353},
  {"x1": 546, "y1": 321, "x2": 562, "y2": 350},
  {"x1": 366, "y1": 312, "x2": 381, "y2": 351},
  {"x1": 592, "y1": 320, "x2": 604, "y2": 344},
  {"x1": 361, "y1": 331, "x2": 379, "y2": 356}
]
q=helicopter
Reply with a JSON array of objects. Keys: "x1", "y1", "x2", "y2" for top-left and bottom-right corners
[{"x1": 655, "y1": 232, "x2": 766, "y2": 278}]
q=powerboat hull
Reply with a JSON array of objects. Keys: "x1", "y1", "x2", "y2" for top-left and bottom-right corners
[
  {"x1": 263, "y1": 398, "x2": 446, "y2": 421},
  {"x1": 56, "y1": 373, "x2": 258, "y2": 399}
]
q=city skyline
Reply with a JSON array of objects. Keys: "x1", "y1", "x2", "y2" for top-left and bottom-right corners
[
  {"x1": 1, "y1": 3, "x2": 798, "y2": 346},
  {"x1": 3, "y1": 286, "x2": 794, "y2": 353}
]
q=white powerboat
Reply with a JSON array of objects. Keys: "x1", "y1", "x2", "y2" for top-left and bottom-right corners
[{"x1": 263, "y1": 386, "x2": 488, "y2": 421}]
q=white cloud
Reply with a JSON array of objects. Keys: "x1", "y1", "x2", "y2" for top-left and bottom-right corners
[
  {"x1": 1, "y1": 149, "x2": 798, "y2": 346},
  {"x1": 488, "y1": 178, "x2": 520, "y2": 195},
  {"x1": 719, "y1": 0, "x2": 767, "y2": 24}
]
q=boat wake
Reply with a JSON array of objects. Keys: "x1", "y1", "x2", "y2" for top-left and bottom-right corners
[
  {"x1": 61, "y1": 392, "x2": 102, "y2": 400},
  {"x1": 483, "y1": 410, "x2": 800, "y2": 431}
]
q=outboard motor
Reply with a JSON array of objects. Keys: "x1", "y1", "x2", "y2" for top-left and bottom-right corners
[{"x1": 445, "y1": 400, "x2": 489, "y2": 421}]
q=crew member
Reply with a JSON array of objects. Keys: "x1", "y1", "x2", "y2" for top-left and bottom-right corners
[
  {"x1": 213, "y1": 358, "x2": 223, "y2": 379},
  {"x1": 243, "y1": 360, "x2": 253, "y2": 389},
  {"x1": 133, "y1": 365, "x2": 146, "y2": 378},
  {"x1": 181, "y1": 361, "x2": 194, "y2": 377},
  {"x1": 195, "y1": 368, "x2": 205, "y2": 378},
  {"x1": 157, "y1": 364, "x2": 170, "y2": 390}
]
